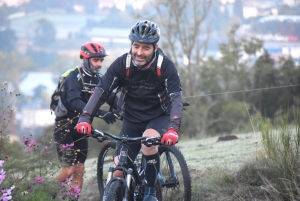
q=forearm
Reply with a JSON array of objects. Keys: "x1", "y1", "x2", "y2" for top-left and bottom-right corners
[
  {"x1": 168, "y1": 92, "x2": 183, "y2": 131},
  {"x1": 78, "y1": 87, "x2": 107, "y2": 123}
]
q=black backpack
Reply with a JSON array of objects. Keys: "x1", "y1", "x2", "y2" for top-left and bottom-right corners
[{"x1": 50, "y1": 67, "x2": 85, "y2": 117}]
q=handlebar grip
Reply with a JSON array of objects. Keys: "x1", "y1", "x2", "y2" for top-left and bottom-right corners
[{"x1": 183, "y1": 102, "x2": 190, "y2": 107}]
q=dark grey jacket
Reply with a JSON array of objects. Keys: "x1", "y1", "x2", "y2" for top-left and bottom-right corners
[{"x1": 78, "y1": 50, "x2": 183, "y2": 131}]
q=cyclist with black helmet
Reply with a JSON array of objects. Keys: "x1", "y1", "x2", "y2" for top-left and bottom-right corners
[
  {"x1": 76, "y1": 21, "x2": 183, "y2": 201},
  {"x1": 53, "y1": 42, "x2": 118, "y2": 192}
]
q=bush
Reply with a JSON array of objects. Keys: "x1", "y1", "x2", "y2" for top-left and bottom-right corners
[
  {"x1": 249, "y1": 107, "x2": 300, "y2": 200},
  {"x1": 0, "y1": 81, "x2": 81, "y2": 200}
]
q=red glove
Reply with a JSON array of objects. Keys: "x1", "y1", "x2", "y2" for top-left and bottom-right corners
[
  {"x1": 76, "y1": 122, "x2": 92, "y2": 135},
  {"x1": 161, "y1": 128, "x2": 178, "y2": 145}
]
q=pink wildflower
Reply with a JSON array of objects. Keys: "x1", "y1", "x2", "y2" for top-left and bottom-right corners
[
  {"x1": 69, "y1": 186, "x2": 81, "y2": 198},
  {"x1": 62, "y1": 143, "x2": 74, "y2": 150},
  {"x1": 0, "y1": 186, "x2": 14, "y2": 201},
  {"x1": 62, "y1": 192, "x2": 68, "y2": 200},
  {"x1": 27, "y1": 140, "x2": 36, "y2": 150},
  {"x1": 0, "y1": 169, "x2": 6, "y2": 184},
  {"x1": 4, "y1": 154, "x2": 8, "y2": 159},
  {"x1": 34, "y1": 177, "x2": 45, "y2": 183},
  {"x1": 61, "y1": 178, "x2": 70, "y2": 186},
  {"x1": 22, "y1": 138, "x2": 30, "y2": 145},
  {"x1": 0, "y1": 193, "x2": 12, "y2": 201},
  {"x1": 0, "y1": 160, "x2": 4, "y2": 167}
]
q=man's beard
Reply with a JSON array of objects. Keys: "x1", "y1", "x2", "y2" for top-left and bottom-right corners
[
  {"x1": 82, "y1": 58, "x2": 100, "y2": 74},
  {"x1": 132, "y1": 51, "x2": 154, "y2": 67}
]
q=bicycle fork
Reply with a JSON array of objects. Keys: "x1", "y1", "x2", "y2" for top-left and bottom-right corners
[
  {"x1": 105, "y1": 148, "x2": 134, "y2": 201},
  {"x1": 158, "y1": 151, "x2": 179, "y2": 187}
]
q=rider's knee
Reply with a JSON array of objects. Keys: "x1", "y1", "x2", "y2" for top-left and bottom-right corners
[
  {"x1": 142, "y1": 129, "x2": 159, "y2": 155},
  {"x1": 142, "y1": 144, "x2": 158, "y2": 155}
]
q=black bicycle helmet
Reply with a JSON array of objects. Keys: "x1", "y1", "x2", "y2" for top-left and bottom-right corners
[{"x1": 129, "y1": 20, "x2": 160, "y2": 44}]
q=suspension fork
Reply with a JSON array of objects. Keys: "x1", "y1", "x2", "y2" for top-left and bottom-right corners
[
  {"x1": 165, "y1": 151, "x2": 177, "y2": 178},
  {"x1": 158, "y1": 150, "x2": 177, "y2": 185},
  {"x1": 119, "y1": 146, "x2": 134, "y2": 200}
]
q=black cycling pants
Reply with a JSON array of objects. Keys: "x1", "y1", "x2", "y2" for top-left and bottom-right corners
[
  {"x1": 117, "y1": 115, "x2": 169, "y2": 163},
  {"x1": 54, "y1": 120, "x2": 88, "y2": 166}
]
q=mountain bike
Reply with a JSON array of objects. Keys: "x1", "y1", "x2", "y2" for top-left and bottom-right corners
[{"x1": 92, "y1": 127, "x2": 192, "y2": 201}]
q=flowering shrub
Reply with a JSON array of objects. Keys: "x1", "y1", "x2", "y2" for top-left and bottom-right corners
[{"x1": 0, "y1": 82, "x2": 82, "y2": 200}]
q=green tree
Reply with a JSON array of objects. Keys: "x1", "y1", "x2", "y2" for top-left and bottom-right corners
[
  {"x1": 250, "y1": 51, "x2": 278, "y2": 119},
  {"x1": 197, "y1": 25, "x2": 263, "y2": 135},
  {"x1": 192, "y1": 26, "x2": 263, "y2": 135}
]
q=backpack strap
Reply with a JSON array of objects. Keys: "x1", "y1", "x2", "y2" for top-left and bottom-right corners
[
  {"x1": 156, "y1": 53, "x2": 163, "y2": 81},
  {"x1": 125, "y1": 53, "x2": 131, "y2": 77},
  {"x1": 125, "y1": 52, "x2": 164, "y2": 80},
  {"x1": 77, "y1": 66, "x2": 87, "y2": 90}
]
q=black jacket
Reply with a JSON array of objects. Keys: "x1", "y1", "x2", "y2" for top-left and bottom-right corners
[
  {"x1": 56, "y1": 67, "x2": 116, "y2": 124},
  {"x1": 79, "y1": 50, "x2": 183, "y2": 131}
]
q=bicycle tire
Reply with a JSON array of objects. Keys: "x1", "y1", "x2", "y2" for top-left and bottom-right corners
[
  {"x1": 97, "y1": 141, "x2": 116, "y2": 198},
  {"x1": 103, "y1": 181, "x2": 123, "y2": 201},
  {"x1": 158, "y1": 145, "x2": 192, "y2": 201}
]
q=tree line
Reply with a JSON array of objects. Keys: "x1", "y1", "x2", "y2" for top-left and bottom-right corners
[{"x1": 145, "y1": 0, "x2": 300, "y2": 137}]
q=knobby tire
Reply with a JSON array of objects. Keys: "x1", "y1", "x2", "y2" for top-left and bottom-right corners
[
  {"x1": 158, "y1": 145, "x2": 192, "y2": 201},
  {"x1": 97, "y1": 141, "x2": 116, "y2": 198},
  {"x1": 102, "y1": 181, "x2": 123, "y2": 201}
]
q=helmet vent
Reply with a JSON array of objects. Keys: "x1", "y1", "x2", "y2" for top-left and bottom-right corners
[
  {"x1": 90, "y1": 43, "x2": 97, "y2": 53},
  {"x1": 128, "y1": 20, "x2": 160, "y2": 44}
]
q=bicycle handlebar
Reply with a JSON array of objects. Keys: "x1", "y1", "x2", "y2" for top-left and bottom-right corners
[
  {"x1": 87, "y1": 102, "x2": 190, "y2": 145},
  {"x1": 91, "y1": 129, "x2": 162, "y2": 147}
]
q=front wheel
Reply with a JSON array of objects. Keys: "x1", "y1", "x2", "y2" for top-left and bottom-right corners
[
  {"x1": 97, "y1": 141, "x2": 116, "y2": 198},
  {"x1": 103, "y1": 181, "x2": 124, "y2": 201},
  {"x1": 158, "y1": 145, "x2": 192, "y2": 201}
]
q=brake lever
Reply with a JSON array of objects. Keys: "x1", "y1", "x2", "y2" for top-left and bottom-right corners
[
  {"x1": 96, "y1": 135, "x2": 107, "y2": 142},
  {"x1": 142, "y1": 137, "x2": 162, "y2": 147}
]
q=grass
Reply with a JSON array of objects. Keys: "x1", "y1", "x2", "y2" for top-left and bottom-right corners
[
  {"x1": 82, "y1": 121, "x2": 300, "y2": 201},
  {"x1": 84, "y1": 132, "x2": 261, "y2": 177},
  {"x1": 2, "y1": 81, "x2": 300, "y2": 200},
  {"x1": 81, "y1": 132, "x2": 264, "y2": 201},
  {"x1": 178, "y1": 132, "x2": 261, "y2": 170}
]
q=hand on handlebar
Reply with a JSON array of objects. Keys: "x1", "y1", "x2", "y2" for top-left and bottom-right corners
[
  {"x1": 161, "y1": 128, "x2": 178, "y2": 145},
  {"x1": 76, "y1": 122, "x2": 92, "y2": 135},
  {"x1": 98, "y1": 109, "x2": 117, "y2": 124}
]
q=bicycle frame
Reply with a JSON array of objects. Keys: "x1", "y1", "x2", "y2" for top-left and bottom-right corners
[
  {"x1": 104, "y1": 146, "x2": 140, "y2": 200},
  {"x1": 92, "y1": 130, "x2": 161, "y2": 200}
]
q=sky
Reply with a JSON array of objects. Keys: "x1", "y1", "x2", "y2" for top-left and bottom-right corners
[
  {"x1": 0, "y1": 0, "x2": 146, "y2": 10},
  {"x1": 0, "y1": 0, "x2": 29, "y2": 7}
]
